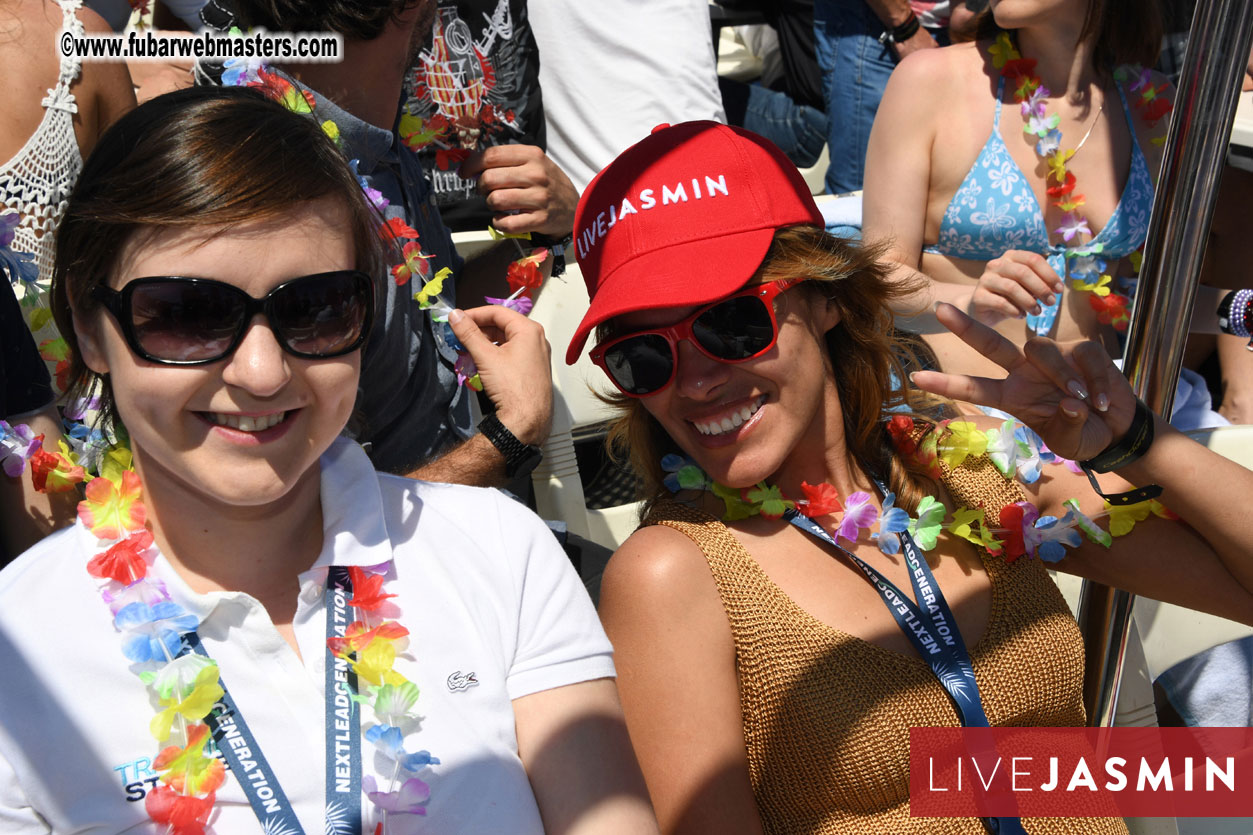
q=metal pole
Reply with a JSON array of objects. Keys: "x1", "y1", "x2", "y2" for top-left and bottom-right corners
[{"x1": 1079, "y1": 0, "x2": 1253, "y2": 727}]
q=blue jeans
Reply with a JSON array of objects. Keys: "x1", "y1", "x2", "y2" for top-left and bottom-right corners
[
  {"x1": 719, "y1": 78, "x2": 828, "y2": 169},
  {"x1": 813, "y1": 0, "x2": 899, "y2": 194}
]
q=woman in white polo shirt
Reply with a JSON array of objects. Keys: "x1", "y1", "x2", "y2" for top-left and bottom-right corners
[{"x1": 0, "y1": 86, "x2": 658, "y2": 835}]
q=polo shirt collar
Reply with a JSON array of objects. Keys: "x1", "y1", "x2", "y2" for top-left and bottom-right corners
[{"x1": 301, "y1": 83, "x2": 396, "y2": 175}]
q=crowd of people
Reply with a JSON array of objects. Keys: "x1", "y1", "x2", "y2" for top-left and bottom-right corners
[{"x1": 0, "y1": 0, "x2": 1250, "y2": 833}]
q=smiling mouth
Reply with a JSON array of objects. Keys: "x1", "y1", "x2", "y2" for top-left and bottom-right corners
[
  {"x1": 204, "y1": 412, "x2": 290, "y2": 433},
  {"x1": 691, "y1": 396, "x2": 766, "y2": 437}
]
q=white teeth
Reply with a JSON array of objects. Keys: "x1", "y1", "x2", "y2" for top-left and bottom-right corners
[
  {"x1": 209, "y1": 412, "x2": 286, "y2": 432},
  {"x1": 693, "y1": 396, "x2": 765, "y2": 436}
]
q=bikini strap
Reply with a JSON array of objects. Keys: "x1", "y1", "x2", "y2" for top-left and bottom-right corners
[
  {"x1": 1113, "y1": 77, "x2": 1136, "y2": 125},
  {"x1": 993, "y1": 75, "x2": 1005, "y2": 129}
]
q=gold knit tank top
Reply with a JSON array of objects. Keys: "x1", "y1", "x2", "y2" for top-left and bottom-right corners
[{"x1": 645, "y1": 454, "x2": 1127, "y2": 835}]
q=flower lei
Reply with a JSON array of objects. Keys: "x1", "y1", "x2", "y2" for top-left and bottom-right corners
[
  {"x1": 3, "y1": 208, "x2": 71, "y2": 393},
  {"x1": 221, "y1": 50, "x2": 551, "y2": 395},
  {"x1": 662, "y1": 414, "x2": 1175, "y2": 563},
  {"x1": 988, "y1": 32, "x2": 1174, "y2": 332},
  {"x1": 3, "y1": 433, "x2": 436, "y2": 833}
]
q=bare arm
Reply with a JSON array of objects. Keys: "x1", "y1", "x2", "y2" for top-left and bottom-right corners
[
  {"x1": 911, "y1": 304, "x2": 1253, "y2": 624},
  {"x1": 76, "y1": 7, "x2": 136, "y2": 151},
  {"x1": 599, "y1": 526, "x2": 767, "y2": 835},
  {"x1": 863, "y1": 50, "x2": 973, "y2": 331},
  {"x1": 513, "y1": 679, "x2": 659, "y2": 835}
]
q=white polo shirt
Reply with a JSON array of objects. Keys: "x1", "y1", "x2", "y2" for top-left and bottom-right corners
[{"x1": 0, "y1": 437, "x2": 615, "y2": 833}]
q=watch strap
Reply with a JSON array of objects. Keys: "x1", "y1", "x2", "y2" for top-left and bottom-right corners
[{"x1": 478, "y1": 414, "x2": 542, "y2": 479}]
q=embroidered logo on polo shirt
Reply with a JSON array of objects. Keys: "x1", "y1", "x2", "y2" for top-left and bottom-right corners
[{"x1": 446, "y1": 670, "x2": 478, "y2": 692}]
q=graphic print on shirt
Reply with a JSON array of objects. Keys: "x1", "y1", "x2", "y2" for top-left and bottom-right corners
[
  {"x1": 402, "y1": 0, "x2": 544, "y2": 229},
  {"x1": 112, "y1": 744, "x2": 226, "y2": 803}
]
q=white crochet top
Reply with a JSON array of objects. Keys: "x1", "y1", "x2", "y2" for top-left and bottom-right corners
[{"x1": 0, "y1": 0, "x2": 86, "y2": 284}]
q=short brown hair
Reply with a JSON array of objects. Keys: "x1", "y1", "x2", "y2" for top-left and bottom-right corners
[
  {"x1": 51, "y1": 85, "x2": 385, "y2": 431},
  {"x1": 598, "y1": 226, "x2": 948, "y2": 517}
]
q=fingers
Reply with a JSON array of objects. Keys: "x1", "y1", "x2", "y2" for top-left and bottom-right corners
[
  {"x1": 460, "y1": 145, "x2": 577, "y2": 238},
  {"x1": 934, "y1": 303, "x2": 1026, "y2": 372},
  {"x1": 971, "y1": 252, "x2": 1063, "y2": 322},
  {"x1": 460, "y1": 144, "x2": 544, "y2": 178},
  {"x1": 449, "y1": 306, "x2": 553, "y2": 446},
  {"x1": 909, "y1": 368, "x2": 1005, "y2": 407},
  {"x1": 1002, "y1": 250, "x2": 1065, "y2": 293},
  {"x1": 1023, "y1": 337, "x2": 1090, "y2": 402},
  {"x1": 1069, "y1": 341, "x2": 1116, "y2": 414},
  {"x1": 454, "y1": 303, "x2": 544, "y2": 345},
  {"x1": 975, "y1": 274, "x2": 1046, "y2": 318}
]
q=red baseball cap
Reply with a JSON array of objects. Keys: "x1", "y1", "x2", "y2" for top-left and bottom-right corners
[{"x1": 564, "y1": 121, "x2": 823, "y2": 365}]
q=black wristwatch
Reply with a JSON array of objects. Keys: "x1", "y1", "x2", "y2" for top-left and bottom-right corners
[{"x1": 478, "y1": 414, "x2": 543, "y2": 479}]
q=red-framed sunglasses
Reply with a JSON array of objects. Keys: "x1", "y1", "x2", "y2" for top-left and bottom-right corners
[{"x1": 590, "y1": 278, "x2": 803, "y2": 397}]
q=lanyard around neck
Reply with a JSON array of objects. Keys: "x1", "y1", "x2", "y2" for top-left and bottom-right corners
[
  {"x1": 178, "y1": 565, "x2": 362, "y2": 834},
  {"x1": 782, "y1": 477, "x2": 1028, "y2": 835}
]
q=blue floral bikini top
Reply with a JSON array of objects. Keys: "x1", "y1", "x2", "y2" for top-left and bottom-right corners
[{"x1": 922, "y1": 76, "x2": 1154, "y2": 335}]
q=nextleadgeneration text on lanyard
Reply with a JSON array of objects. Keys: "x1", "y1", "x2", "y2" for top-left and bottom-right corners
[
  {"x1": 176, "y1": 565, "x2": 362, "y2": 834},
  {"x1": 784, "y1": 476, "x2": 1028, "y2": 835}
]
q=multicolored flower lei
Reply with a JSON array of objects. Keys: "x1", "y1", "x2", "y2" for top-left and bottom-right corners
[
  {"x1": 3, "y1": 208, "x2": 70, "y2": 392},
  {"x1": 988, "y1": 33, "x2": 1173, "y2": 332},
  {"x1": 7, "y1": 432, "x2": 436, "y2": 832},
  {"x1": 662, "y1": 414, "x2": 1175, "y2": 563}
]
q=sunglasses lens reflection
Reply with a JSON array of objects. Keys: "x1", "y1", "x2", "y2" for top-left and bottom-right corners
[
  {"x1": 605, "y1": 333, "x2": 674, "y2": 395},
  {"x1": 692, "y1": 296, "x2": 775, "y2": 360},
  {"x1": 272, "y1": 272, "x2": 369, "y2": 357},
  {"x1": 130, "y1": 281, "x2": 244, "y2": 362}
]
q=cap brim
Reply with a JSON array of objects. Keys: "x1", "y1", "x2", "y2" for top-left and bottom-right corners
[{"x1": 565, "y1": 226, "x2": 780, "y2": 365}]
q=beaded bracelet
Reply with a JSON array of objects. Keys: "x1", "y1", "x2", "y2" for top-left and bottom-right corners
[{"x1": 1217, "y1": 288, "x2": 1252, "y2": 349}]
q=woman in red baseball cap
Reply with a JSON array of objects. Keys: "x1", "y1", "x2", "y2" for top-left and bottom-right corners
[{"x1": 567, "y1": 121, "x2": 1253, "y2": 835}]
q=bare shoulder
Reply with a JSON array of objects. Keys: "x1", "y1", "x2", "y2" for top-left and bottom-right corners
[
  {"x1": 599, "y1": 522, "x2": 731, "y2": 657},
  {"x1": 76, "y1": 3, "x2": 115, "y2": 34},
  {"x1": 602, "y1": 523, "x2": 720, "y2": 610}
]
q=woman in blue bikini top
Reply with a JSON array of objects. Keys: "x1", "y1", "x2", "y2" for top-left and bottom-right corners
[{"x1": 862, "y1": 0, "x2": 1169, "y2": 378}]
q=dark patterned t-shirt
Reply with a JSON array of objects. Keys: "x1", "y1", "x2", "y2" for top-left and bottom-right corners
[{"x1": 403, "y1": 0, "x2": 546, "y2": 232}]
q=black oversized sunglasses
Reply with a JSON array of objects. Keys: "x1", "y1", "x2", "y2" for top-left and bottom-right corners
[
  {"x1": 91, "y1": 271, "x2": 374, "y2": 366},
  {"x1": 590, "y1": 279, "x2": 802, "y2": 397}
]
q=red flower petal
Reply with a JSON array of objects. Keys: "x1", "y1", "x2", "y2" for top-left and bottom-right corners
[
  {"x1": 886, "y1": 415, "x2": 918, "y2": 454},
  {"x1": 379, "y1": 217, "x2": 421, "y2": 242},
  {"x1": 86, "y1": 530, "x2": 154, "y2": 584},
  {"x1": 998, "y1": 504, "x2": 1026, "y2": 562},
  {"x1": 1045, "y1": 172, "x2": 1076, "y2": 197},
  {"x1": 799, "y1": 481, "x2": 843, "y2": 517},
  {"x1": 1000, "y1": 57, "x2": 1038, "y2": 83},
  {"x1": 347, "y1": 566, "x2": 396, "y2": 612}
]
